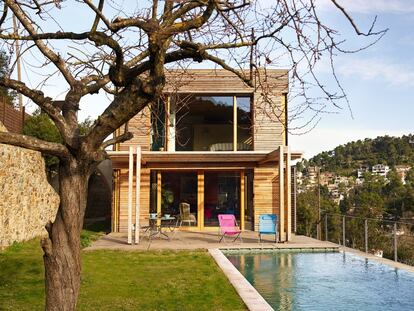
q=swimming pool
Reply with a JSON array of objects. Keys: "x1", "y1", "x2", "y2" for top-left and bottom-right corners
[{"x1": 225, "y1": 251, "x2": 414, "y2": 311}]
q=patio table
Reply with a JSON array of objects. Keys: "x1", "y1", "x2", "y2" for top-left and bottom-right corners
[{"x1": 146, "y1": 216, "x2": 177, "y2": 240}]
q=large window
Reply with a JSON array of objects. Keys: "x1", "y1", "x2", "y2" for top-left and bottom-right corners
[
  {"x1": 174, "y1": 95, "x2": 252, "y2": 151},
  {"x1": 150, "y1": 171, "x2": 198, "y2": 226}
]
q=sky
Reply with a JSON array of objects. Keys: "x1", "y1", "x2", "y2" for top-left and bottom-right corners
[
  {"x1": 289, "y1": 0, "x2": 414, "y2": 158},
  {"x1": 10, "y1": 0, "x2": 414, "y2": 159}
]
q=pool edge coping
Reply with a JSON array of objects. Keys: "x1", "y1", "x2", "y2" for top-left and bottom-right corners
[
  {"x1": 339, "y1": 246, "x2": 414, "y2": 274},
  {"x1": 209, "y1": 248, "x2": 274, "y2": 311}
]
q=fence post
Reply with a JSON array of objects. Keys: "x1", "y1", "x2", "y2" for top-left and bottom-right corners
[
  {"x1": 342, "y1": 216, "x2": 346, "y2": 247},
  {"x1": 394, "y1": 222, "x2": 398, "y2": 262},
  {"x1": 324, "y1": 214, "x2": 328, "y2": 241},
  {"x1": 2, "y1": 99, "x2": 5, "y2": 124},
  {"x1": 364, "y1": 219, "x2": 368, "y2": 253},
  {"x1": 317, "y1": 168, "x2": 321, "y2": 240}
]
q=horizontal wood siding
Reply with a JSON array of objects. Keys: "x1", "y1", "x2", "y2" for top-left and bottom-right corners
[
  {"x1": 118, "y1": 107, "x2": 151, "y2": 151},
  {"x1": 164, "y1": 69, "x2": 253, "y2": 93},
  {"x1": 164, "y1": 69, "x2": 288, "y2": 94},
  {"x1": 253, "y1": 163, "x2": 280, "y2": 231},
  {"x1": 253, "y1": 94, "x2": 285, "y2": 151},
  {"x1": 253, "y1": 70, "x2": 288, "y2": 151},
  {"x1": 118, "y1": 167, "x2": 150, "y2": 233}
]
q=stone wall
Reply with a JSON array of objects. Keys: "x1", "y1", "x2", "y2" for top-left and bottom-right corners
[{"x1": 0, "y1": 122, "x2": 59, "y2": 248}]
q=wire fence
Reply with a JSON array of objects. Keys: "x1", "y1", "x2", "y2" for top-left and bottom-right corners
[{"x1": 313, "y1": 212, "x2": 414, "y2": 266}]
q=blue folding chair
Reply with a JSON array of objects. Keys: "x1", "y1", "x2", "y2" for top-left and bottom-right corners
[{"x1": 258, "y1": 214, "x2": 278, "y2": 243}]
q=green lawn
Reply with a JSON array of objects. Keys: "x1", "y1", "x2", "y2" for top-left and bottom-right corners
[{"x1": 0, "y1": 239, "x2": 246, "y2": 311}]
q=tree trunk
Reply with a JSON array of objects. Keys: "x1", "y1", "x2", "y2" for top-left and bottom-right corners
[{"x1": 41, "y1": 158, "x2": 91, "y2": 311}]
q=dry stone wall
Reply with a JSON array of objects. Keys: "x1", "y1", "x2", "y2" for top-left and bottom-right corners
[{"x1": 0, "y1": 122, "x2": 59, "y2": 248}]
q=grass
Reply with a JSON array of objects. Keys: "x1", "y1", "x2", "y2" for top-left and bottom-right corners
[
  {"x1": 0, "y1": 239, "x2": 246, "y2": 311},
  {"x1": 81, "y1": 219, "x2": 109, "y2": 248}
]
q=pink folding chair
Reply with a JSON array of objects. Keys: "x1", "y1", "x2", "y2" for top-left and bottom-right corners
[{"x1": 218, "y1": 214, "x2": 242, "y2": 243}]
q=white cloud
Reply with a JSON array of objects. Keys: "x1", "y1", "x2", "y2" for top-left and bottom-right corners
[
  {"x1": 398, "y1": 34, "x2": 414, "y2": 47},
  {"x1": 290, "y1": 128, "x2": 410, "y2": 159},
  {"x1": 338, "y1": 58, "x2": 414, "y2": 88},
  {"x1": 315, "y1": 0, "x2": 414, "y2": 14}
]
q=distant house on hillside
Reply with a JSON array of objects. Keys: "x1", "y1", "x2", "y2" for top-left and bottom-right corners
[
  {"x1": 372, "y1": 164, "x2": 390, "y2": 178},
  {"x1": 306, "y1": 166, "x2": 319, "y2": 182},
  {"x1": 334, "y1": 176, "x2": 350, "y2": 186},
  {"x1": 327, "y1": 184, "x2": 343, "y2": 203},
  {"x1": 320, "y1": 172, "x2": 335, "y2": 186},
  {"x1": 395, "y1": 165, "x2": 411, "y2": 184},
  {"x1": 357, "y1": 165, "x2": 369, "y2": 179}
]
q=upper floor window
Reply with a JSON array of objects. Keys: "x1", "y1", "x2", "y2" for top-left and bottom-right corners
[{"x1": 151, "y1": 94, "x2": 252, "y2": 152}]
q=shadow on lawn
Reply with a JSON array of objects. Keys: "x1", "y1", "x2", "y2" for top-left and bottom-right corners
[{"x1": 81, "y1": 218, "x2": 110, "y2": 248}]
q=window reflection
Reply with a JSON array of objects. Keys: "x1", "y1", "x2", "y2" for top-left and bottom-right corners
[
  {"x1": 204, "y1": 171, "x2": 240, "y2": 227},
  {"x1": 174, "y1": 95, "x2": 252, "y2": 151},
  {"x1": 237, "y1": 97, "x2": 252, "y2": 151}
]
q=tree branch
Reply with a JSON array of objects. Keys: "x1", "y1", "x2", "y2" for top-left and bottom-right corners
[
  {"x1": 5, "y1": 0, "x2": 76, "y2": 86},
  {"x1": 82, "y1": 75, "x2": 110, "y2": 95},
  {"x1": 101, "y1": 131, "x2": 133, "y2": 149},
  {"x1": 125, "y1": 48, "x2": 206, "y2": 82},
  {"x1": 110, "y1": 15, "x2": 152, "y2": 33},
  {"x1": 0, "y1": 77, "x2": 69, "y2": 136},
  {"x1": 84, "y1": 77, "x2": 155, "y2": 150},
  {"x1": 90, "y1": 0, "x2": 104, "y2": 33},
  {"x1": 162, "y1": 1, "x2": 206, "y2": 27},
  {"x1": 0, "y1": 132, "x2": 69, "y2": 158},
  {"x1": 163, "y1": 0, "x2": 215, "y2": 34},
  {"x1": 330, "y1": 0, "x2": 388, "y2": 36},
  {"x1": 83, "y1": 0, "x2": 113, "y2": 31},
  {"x1": 165, "y1": 41, "x2": 254, "y2": 87},
  {"x1": 0, "y1": 2, "x2": 8, "y2": 27},
  {"x1": 0, "y1": 31, "x2": 90, "y2": 41},
  {"x1": 203, "y1": 52, "x2": 253, "y2": 87}
]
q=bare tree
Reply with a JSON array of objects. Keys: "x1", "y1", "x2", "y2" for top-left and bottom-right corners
[{"x1": 0, "y1": 0, "x2": 385, "y2": 310}]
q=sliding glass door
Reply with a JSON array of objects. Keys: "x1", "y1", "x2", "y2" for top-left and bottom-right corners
[{"x1": 150, "y1": 170, "x2": 249, "y2": 229}]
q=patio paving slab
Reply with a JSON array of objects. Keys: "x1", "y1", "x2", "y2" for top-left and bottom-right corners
[{"x1": 86, "y1": 231, "x2": 339, "y2": 251}]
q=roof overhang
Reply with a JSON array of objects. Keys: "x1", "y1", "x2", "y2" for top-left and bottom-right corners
[{"x1": 108, "y1": 149, "x2": 303, "y2": 169}]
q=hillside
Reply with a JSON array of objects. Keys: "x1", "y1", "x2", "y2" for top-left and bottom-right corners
[{"x1": 305, "y1": 134, "x2": 414, "y2": 174}]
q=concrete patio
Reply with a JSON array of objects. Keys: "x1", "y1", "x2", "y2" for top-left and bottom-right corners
[{"x1": 86, "y1": 230, "x2": 339, "y2": 251}]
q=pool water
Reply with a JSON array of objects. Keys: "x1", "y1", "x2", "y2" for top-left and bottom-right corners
[{"x1": 225, "y1": 251, "x2": 414, "y2": 311}]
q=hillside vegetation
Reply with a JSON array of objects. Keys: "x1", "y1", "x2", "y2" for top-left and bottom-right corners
[{"x1": 305, "y1": 134, "x2": 414, "y2": 174}]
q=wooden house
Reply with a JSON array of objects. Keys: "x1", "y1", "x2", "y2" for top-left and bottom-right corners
[{"x1": 108, "y1": 69, "x2": 302, "y2": 243}]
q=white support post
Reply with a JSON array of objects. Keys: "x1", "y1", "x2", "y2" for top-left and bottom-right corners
[
  {"x1": 135, "y1": 146, "x2": 141, "y2": 244},
  {"x1": 233, "y1": 96, "x2": 237, "y2": 151},
  {"x1": 286, "y1": 146, "x2": 291, "y2": 241},
  {"x1": 279, "y1": 146, "x2": 285, "y2": 242},
  {"x1": 127, "y1": 146, "x2": 134, "y2": 244}
]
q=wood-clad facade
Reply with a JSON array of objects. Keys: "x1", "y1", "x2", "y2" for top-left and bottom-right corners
[
  {"x1": 117, "y1": 107, "x2": 151, "y2": 152},
  {"x1": 109, "y1": 69, "x2": 301, "y2": 243}
]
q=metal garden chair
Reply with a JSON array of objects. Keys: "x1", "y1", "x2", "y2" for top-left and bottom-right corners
[
  {"x1": 218, "y1": 214, "x2": 242, "y2": 243},
  {"x1": 258, "y1": 214, "x2": 278, "y2": 243}
]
